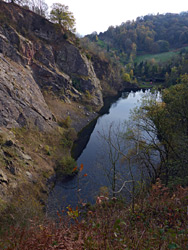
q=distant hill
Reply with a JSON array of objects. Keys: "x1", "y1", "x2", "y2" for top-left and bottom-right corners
[
  {"x1": 86, "y1": 12, "x2": 188, "y2": 63},
  {"x1": 81, "y1": 12, "x2": 188, "y2": 87}
]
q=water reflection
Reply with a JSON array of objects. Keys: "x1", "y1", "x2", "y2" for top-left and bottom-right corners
[{"x1": 47, "y1": 90, "x2": 158, "y2": 215}]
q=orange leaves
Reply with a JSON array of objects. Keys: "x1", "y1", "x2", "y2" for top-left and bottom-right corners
[
  {"x1": 67, "y1": 205, "x2": 79, "y2": 219},
  {"x1": 72, "y1": 166, "x2": 77, "y2": 172},
  {"x1": 72, "y1": 163, "x2": 88, "y2": 183},
  {"x1": 80, "y1": 163, "x2": 84, "y2": 172},
  {"x1": 72, "y1": 163, "x2": 86, "y2": 176}
]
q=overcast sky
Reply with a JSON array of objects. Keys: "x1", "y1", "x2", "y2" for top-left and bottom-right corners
[{"x1": 46, "y1": 0, "x2": 188, "y2": 36}]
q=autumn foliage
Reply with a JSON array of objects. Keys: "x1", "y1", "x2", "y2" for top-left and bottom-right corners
[{"x1": 0, "y1": 179, "x2": 187, "y2": 249}]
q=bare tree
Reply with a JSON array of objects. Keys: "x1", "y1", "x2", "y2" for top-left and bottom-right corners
[{"x1": 5, "y1": 0, "x2": 48, "y2": 17}]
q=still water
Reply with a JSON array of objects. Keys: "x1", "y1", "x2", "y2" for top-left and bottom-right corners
[{"x1": 47, "y1": 90, "x2": 155, "y2": 214}]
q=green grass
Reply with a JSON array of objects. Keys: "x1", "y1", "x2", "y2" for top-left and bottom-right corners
[
  {"x1": 137, "y1": 81, "x2": 163, "y2": 88},
  {"x1": 138, "y1": 82, "x2": 153, "y2": 88},
  {"x1": 135, "y1": 46, "x2": 188, "y2": 64}
]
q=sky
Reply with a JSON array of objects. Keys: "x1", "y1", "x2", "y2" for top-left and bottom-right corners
[{"x1": 46, "y1": 0, "x2": 188, "y2": 36}]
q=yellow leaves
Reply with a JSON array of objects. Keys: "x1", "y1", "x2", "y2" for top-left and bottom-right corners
[
  {"x1": 157, "y1": 101, "x2": 166, "y2": 108},
  {"x1": 66, "y1": 205, "x2": 79, "y2": 219},
  {"x1": 39, "y1": 225, "x2": 44, "y2": 230},
  {"x1": 67, "y1": 205, "x2": 72, "y2": 212}
]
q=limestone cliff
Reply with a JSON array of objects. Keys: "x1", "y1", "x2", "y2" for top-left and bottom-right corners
[
  {"x1": 0, "y1": 0, "x2": 103, "y2": 131},
  {"x1": 0, "y1": 0, "x2": 104, "y2": 210}
]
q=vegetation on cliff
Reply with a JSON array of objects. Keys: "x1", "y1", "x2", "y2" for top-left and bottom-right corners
[
  {"x1": 0, "y1": 1, "x2": 188, "y2": 248},
  {"x1": 0, "y1": 0, "x2": 103, "y2": 232},
  {"x1": 49, "y1": 3, "x2": 76, "y2": 32}
]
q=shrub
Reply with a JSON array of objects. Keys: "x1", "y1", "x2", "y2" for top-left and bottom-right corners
[
  {"x1": 63, "y1": 33, "x2": 68, "y2": 40},
  {"x1": 86, "y1": 53, "x2": 92, "y2": 60},
  {"x1": 0, "y1": 185, "x2": 44, "y2": 235},
  {"x1": 0, "y1": 134, "x2": 6, "y2": 145},
  {"x1": 44, "y1": 145, "x2": 51, "y2": 155},
  {"x1": 0, "y1": 182, "x2": 188, "y2": 249},
  {"x1": 85, "y1": 105, "x2": 93, "y2": 112},
  {"x1": 59, "y1": 116, "x2": 72, "y2": 128},
  {"x1": 56, "y1": 156, "x2": 77, "y2": 177},
  {"x1": 72, "y1": 78, "x2": 81, "y2": 91},
  {"x1": 61, "y1": 128, "x2": 77, "y2": 148},
  {"x1": 85, "y1": 90, "x2": 92, "y2": 100}
]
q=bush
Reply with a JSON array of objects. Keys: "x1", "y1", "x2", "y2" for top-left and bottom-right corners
[
  {"x1": 59, "y1": 116, "x2": 72, "y2": 128},
  {"x1": 44, "y1": 145, "x2": 51, "y2": 155},
  {"x1": 72, "y1": 78, "x2": 81, "y2": 91},
  {"x1": 0, "y1": 185, "x2": 44, "y2": 235},
  {"x1": 56, "y1": 156, "x2": 77, "y2": 177},
  {"x1": 61, "y1": 128, "x2": 77, "y2": 148},
  {"x1": 0, "y1": 134, "x2": 6, "y2": 145},
  {"x1": 0, "y1": 182, "x2": 188, "y2": 249},
  {"x1": 63, "y1": 33, "x2": 68, "y2": 40},
  {"x1": 86, "y1": 53, "x2": 92, "y2": 60},
  {"x1": 85, "y1": 105, "x2": 93, "y2": 112},
  {"x1": 85, "y1": 90, "x2": 92, "y2": 100}
]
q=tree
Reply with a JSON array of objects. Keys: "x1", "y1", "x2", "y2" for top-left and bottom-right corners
[
  {"x1": 122, "y1": 73, "x2": 131, "y2": 82},
  {"x1": 6, "y1": 0, "x2": 22, "y2": 4},
  {"x1": 98, "y1": 123, "x2": 127, "y2": 198},
  {"x1": 98, "y1": 122, "x2": 141, "y2": 212},
  {"x1": 129, "y1": 83, "x2": 188, "y2": 186},
  {"x1": 157, "y1": 40, "x2": 169, "y2": 52},
  {"x1": 30, "y1": 0, "x2": 48, "y2": 17},
  {"x1": 50, "y1": 3, "x2": 76, "y2": 32},
  {"x1": 7, "y1": 0, "x2": 48, "y2": 17},
  {"x1": 127, "y1": 93, "x2": 167, "y2": 183},
  {"x1": 98, "y1": 119, "x2": 155, "y2": 212}
]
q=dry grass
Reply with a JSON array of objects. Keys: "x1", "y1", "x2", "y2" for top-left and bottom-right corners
[{"x1": 43, "y1": 91, "x2": 98, "y2": 132}]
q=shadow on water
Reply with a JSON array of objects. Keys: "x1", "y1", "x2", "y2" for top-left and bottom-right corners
[
  {"x1": 47, "y1": 88, "x2": 155, "y2": 216},
  {"x1": 71, "y1": 88, "x2": 140, "y2": 160}
]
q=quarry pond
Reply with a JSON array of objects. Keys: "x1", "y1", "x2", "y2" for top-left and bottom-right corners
[{"x1": 47, "y1": 89, "x2": 159, "y2": 215}]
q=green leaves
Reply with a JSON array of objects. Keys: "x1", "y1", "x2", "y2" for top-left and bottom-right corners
[
  {"x1": 168, "y1": 242, "x2": 180, "y2": 249},
  {"x1": 50, "y1": 3, "x2": 76, "y2": 32}
]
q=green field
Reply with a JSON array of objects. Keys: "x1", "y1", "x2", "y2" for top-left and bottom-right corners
[{"x1": 135, "y1": 46, "x2": 188, "y2": 64}]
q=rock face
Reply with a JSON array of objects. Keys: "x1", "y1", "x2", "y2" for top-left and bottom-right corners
[
  {"x1": 0, "y1": 54, "x2": 55, "y2": 130},
  {"x1": 0, "y1": 1, "x2": 105, "y2": 211},
  {"x1": 0, "y1": 0, "x2": 103, "y2": 131},
  {"x1": 0, "y1": 169, "x2": 8, "y2": 184},
  {"x1": 55, "y1": 42, "x2": 103, "y2": 105},
  {"x1": 90, "y1": 54, "x2": 123, "y2": 95}
]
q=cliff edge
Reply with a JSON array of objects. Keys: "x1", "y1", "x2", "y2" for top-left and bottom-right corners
[
  {"x1": 0, "y1": 0, "x2": 103, "y2": 131},
  {"x1": 0, "y1": 0, "x2": 104, "y2": 212}
]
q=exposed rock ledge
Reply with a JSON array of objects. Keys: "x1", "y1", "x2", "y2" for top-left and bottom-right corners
[
  {"x1": 0, "y1": 0, "x2": 104, "y2": 209},
  {"x1": 0, "y1": 0, "x2": 103, "y2": 131},
  {"x1": 0, "y1": 54, "x2": 55, "y2": 130}
]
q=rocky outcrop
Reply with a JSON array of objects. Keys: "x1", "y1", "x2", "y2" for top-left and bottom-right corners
[
  {"x1": 0, "y1": 0, "x2": 105, "y2": 209},
  {"x1": 55, "y1": 42, "x2": 103, "y2": 105},
  {"x1": 0, "y1": 169, "x2": 8, "y2": 184},
  {"x1": 90, "y1": 54, "x2": 123, "y2": 96},
  {"x1": 0, "y1": 53, "x2": 55, "y2": 130},
  {"x1": 0, "y1": 0, "x2": 103, "y2": 131}
]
